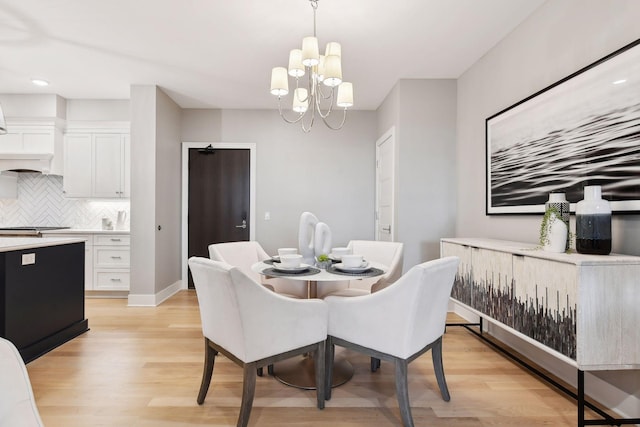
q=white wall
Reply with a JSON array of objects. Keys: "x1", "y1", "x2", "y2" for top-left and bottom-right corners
[
  {"x1": 456, "y1": 0, "x2": 640, "y2": 417},
  {"x1": 377, "y1": 79, "x2": 457, "y2": 271},
  {"x1": 181, "y1": 109, "x2": 378, "y2": 255}
]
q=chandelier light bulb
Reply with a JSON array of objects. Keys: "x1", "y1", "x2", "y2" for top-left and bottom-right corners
[
  {"x1": 325, "y1": 42, "x2": 341, "y2": 58},
  {"x1": 292, "y1": 88, "x2": 309, "y2": 113},
  {"x1": 301, "y1": 36, "x2": 320, "y2": 66},
  {"x1": 336, "y1": 82, "x2": 353, "y2": 108},
  {"x1": 317, "y1": 55, "x2": 326, "y2": 82},
  {"x1": 323, "y1": 55, "x2": 342, "y2": 87},
  {"x1": 288, "y1": 49, "x2": 305, "y2": 77},
  {"x1": 270, "y1": 67, "x2": 289, "y2": 96}
]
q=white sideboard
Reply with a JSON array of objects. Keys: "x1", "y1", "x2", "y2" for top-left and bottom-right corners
[{"x1": 441, "y1": 238, "x2": 640, "y2": 371}]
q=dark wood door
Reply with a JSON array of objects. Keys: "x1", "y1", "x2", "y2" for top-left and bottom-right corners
[{"x1": 187, "y1": 147, "x2": 250, "y2": 288}]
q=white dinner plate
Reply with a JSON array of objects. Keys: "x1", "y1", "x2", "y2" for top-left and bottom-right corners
[
  {"x1": 272, "y1": 262, "x2": 311, "y2": 272},
  {"x1": 334, "y1": 262, "x2": 370, "y2": 273}
]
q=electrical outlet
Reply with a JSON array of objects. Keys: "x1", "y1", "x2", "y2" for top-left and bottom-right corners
[
  {"x1": 22, "y1": 253, "x2": 36, "y2": 265},
  {"x1": 264, "y1": 211, "x2": 271, "y2": 220}
]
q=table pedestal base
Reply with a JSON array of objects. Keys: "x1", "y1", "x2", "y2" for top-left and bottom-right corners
[{"x1": 273, "y1": 354, "x2": 354, "y2": 390}]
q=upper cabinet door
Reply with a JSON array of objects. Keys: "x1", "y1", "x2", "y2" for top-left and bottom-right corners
[
  {"x1": 93, "y1": 134, "x2": 124, "y2": 198},
  {"x1": 63, "y1": 134, "x2": 93, "y2": 197}
]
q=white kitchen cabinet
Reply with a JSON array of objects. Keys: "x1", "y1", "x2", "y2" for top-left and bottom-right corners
[
  {"x1": 63, "y1": 126, "x2": 129, "y2": 198},
  {"x1": 93, "y1": 234, "x2": 130, "y2": 291},
  {"x1": 0, "y1": 120, "x2": 64, "y2": 175},
  {"x1": 63, "y1": 134, "x2": 93, "y2": 197},
  {"x1": 93, "y1": 134, "x2": 129, "y2": 198}
]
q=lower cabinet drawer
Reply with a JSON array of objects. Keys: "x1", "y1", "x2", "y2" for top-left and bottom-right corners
[
  {"x1": 94, "y1": 270, "x2": 130, "y2": 290},
  {"x1": 94, "y1": 247, "x2": 130, "y2": 267}
]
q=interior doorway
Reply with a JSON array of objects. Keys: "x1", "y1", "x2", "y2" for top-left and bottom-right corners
[
  {"x1": 375, "y1": 127, "x2": 395, "y2": 241},
  {"x1": 181, "y1": 142, "x2": 256, "y2": 288}
]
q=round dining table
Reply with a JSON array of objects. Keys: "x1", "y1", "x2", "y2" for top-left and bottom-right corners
[{"x1": 251, "y1": 259, "x2": 387, "y2": 390}]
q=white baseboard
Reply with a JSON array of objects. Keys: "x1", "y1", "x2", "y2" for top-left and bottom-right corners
[
  {"x1": 449, "y1": 301, "x2": 640, "y2": 421},
  {"x1": 127, "y1": 280, "x2": 182, "y2": 307}
]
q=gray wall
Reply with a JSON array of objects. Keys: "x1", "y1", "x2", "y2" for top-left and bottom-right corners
[
  {"x1": 181, "y1": 109, "x2": 378, "y2": 255},
  {"x1": 154, "y1": 88, "x2": 182, "y2": 294},
  {"x1": 0, "y1": 94, "x2": 65, "y2": 118},
  {"x1": 66, "y1": 99, "x2": 129, "y2": 121},
  {"x1": 129, "y1": 85, "x2": 157, "y2": 300},
  {"x1": 377, "y1": 79, "x2": 457, "y2": 270},
  {"x1": 456, "y1": 0, "x2": 640, "y2": 256},
  {"x1": 456, "y1": 0, "x2": 640, "y2": 416},
  {"x1": 129, "y1": 86, "x2": 182, "y2": 300}
]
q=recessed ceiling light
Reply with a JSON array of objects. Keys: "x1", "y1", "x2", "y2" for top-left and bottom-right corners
[
  {"x1": 31, "y1": 79, "x2": 49, "y2": 86},
  {"x1": 612, "y1": 79, "x2": 627, "y2": 85}
]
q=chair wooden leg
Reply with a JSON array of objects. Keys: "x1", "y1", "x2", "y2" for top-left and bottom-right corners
[
  {"x1": 238, "y1": 363, "x2": 257, "y2": 427},
  {"x1": 431, "y1": 337, "x2": 450, "y2": 401},
  {"x1": 314, "y1": 340, "x2": 326, "y2": 410},
  {"x1": 371, "y1": 357, "x2": 381, "y2": 372},
  {"x1": 394, "y1": 358, "x2": 414, "y2": 427},
  {"x1": 197, "y1": 338, "x2": 217, "y2": 405},
  {"x1": 324, "y1": 338, "x2": 335, "y2": 401}
]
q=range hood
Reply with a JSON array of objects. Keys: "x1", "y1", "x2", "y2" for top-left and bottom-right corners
[{"x1": 0, "y1": 153, "x2": 54, "y2": 174}]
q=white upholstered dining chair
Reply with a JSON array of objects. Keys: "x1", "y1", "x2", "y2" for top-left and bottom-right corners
[
  {"x1": 208, "y1": 241, "x2": 307, "y2": 298},
  {"x1": 188, "y1": 257, "x2": 328, "y2": 427},
  {"x1": 321, "y1": 240, "x2": 404, "y2": 297},
  {"x1": 323, "y1": 256, "x2": 460, "y2": 427},
  {"x1": 0, "y1": 337, "x2": 45, "y2": 427}
]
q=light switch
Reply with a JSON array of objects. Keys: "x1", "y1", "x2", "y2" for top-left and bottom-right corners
[
  {"x1": 264, "y1": 211, "x2": 271, "y2": 220},
  {"x1": 22, "y1": 253, "x2": 36, "y2": 265}
]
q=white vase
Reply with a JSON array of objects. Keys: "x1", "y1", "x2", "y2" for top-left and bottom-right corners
[
  {"x1": 544, "y1": 212, "x2": 568, "y2": 253},
  {"x1": 545, "y1": 192, "x2": 569, "y2": 251}
]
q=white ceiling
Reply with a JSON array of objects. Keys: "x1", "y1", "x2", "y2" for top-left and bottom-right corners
[{"x1": 0, "y1": 0, "x2": 545, "y2": 111}]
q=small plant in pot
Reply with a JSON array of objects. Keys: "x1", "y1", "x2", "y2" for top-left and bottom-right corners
[
  {"x1": 539, "y1": 206, "x2": 568, "y2": 253},
  {"x1": 315, "y1": 254, "x2": 332, "y2": 269}
]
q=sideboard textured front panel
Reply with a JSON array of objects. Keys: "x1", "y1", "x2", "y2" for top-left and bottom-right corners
[
  {"x1": 512, "y1": 256, "x2": 577, "y2": 359},
  {"x1": 441, "y1": 238, "x2": 640, "y2": 370}
]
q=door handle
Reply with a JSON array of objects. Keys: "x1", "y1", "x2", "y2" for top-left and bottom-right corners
[
  {"x1": 236, "y1": 219, "x2": 247, "y2": 229},
  {"x1": 382, "y1": 226, "x2": 391, "y2": 233}
]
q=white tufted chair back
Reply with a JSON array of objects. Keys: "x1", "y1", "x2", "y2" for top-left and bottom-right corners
[
  {"x1": 326, "y1": 256, "x2": 459, "y2": 359},
  {"x1": 208, "y1": 241, "x2": 306, "y2": 298},
  {"x1": 347, "y1": 240, "x2": 404, "y2": 292},
  {"x1": 188, "y1": 257, "x2": 327, "y2": 363}
]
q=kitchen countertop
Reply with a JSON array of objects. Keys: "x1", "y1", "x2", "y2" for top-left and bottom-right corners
[
  {"x1": 0, "y1": 237, "x2": 87, "y2": 252},
  {"x1": 40, "y1": 229, "x2": 130, "y2": 235}
]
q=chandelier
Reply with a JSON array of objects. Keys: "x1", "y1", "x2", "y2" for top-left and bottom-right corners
[{"x1": 270, "y1": 0, "x2": 353, "y2": 132}]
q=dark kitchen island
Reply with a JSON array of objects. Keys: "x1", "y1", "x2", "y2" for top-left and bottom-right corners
[{"x1": 0, "y1": 237, "x2": 88, "y2": 362}]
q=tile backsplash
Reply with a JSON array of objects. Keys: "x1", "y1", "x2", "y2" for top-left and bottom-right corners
[{"x1": 0, "y1": 173, "x2": 130, "y2": 229}]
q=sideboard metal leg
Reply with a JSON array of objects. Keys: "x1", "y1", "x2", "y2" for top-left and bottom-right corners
[{"x1": 578, "y1": 370, "x2": 585, "y2": 427}]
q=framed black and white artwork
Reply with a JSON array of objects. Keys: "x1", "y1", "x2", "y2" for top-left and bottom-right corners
[{"x1": 486, "y1": 38, "x2": 640, "y2": 215}]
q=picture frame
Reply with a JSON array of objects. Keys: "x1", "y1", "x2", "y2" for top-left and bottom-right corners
[{"x1": 486, "y1": 38, "x2": 640, "y2": 215}]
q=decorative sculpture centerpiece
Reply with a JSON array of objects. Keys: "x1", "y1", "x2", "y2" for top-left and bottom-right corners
[{"x1": 298, "y1": 211, "x2": 332, "y2": 265}]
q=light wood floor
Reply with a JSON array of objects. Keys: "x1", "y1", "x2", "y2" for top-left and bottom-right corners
[{"x1": 26, "y1": 290, "x2": 588, "y2": 426}]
